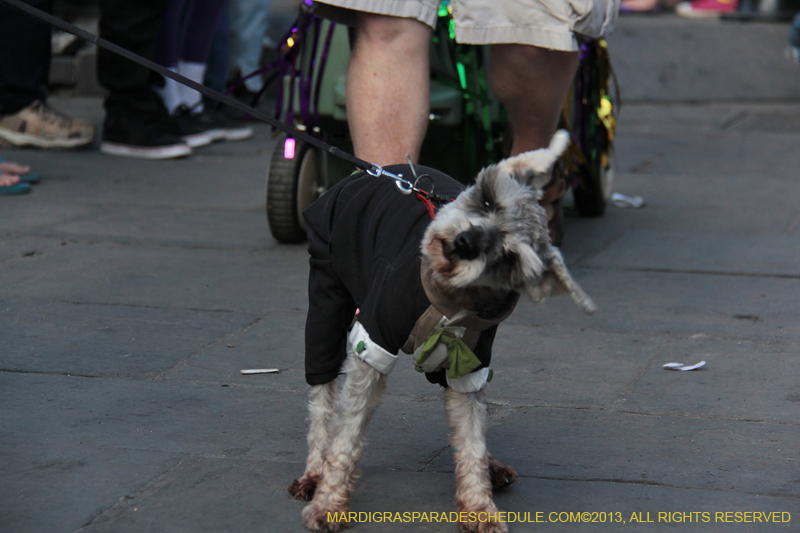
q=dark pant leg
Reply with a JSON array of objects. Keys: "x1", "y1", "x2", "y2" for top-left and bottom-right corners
[
  {"x1": 0, "y1": 0, "x2": 53, "y2": 115},
  {"x1": 203, "y1": 1, "x2": 231, "y2": 94},
  {"x1": 155, "y1": 0, "x2": 190, "y2": 68},
  {"x1": 180, "y1": 0, "x2": 229, "y2": 64},
  {"x1": 97, "y1": 0, "x2": 168, "y2": 115}
]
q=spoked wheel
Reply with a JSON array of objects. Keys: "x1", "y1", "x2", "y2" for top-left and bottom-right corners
[
  {"x1": 572, "y1": 144, "x2": 615, "y2": 217},
  {"x1": 569, "y1": 39, "x2": 617, "y2": 217},
  {"x1": 266, "y1": 134, "x2": 322, "y2": 243}
]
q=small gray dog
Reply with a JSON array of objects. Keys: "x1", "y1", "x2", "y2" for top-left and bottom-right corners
[{"x1": 289, "y1": 131, "x2": 595, "y2": 533}]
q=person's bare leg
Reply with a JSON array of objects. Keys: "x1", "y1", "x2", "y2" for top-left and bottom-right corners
[
  {"x1": 489, "y1": 44, "x2": 579, "y2": 245},
  {"x1": 489, "y1": 44, "x2": 579, "y2": 156},
  {"x1": 346, "y1": 14, "x2": 432, "y2": 165}
]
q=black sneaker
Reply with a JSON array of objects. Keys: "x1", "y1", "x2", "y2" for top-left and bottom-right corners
[
  {"x1": 170, "y1": 105, "x2": 216, "y2": 148},
  {"x1": 100, "y1": 107, "x2": 191, "y2": 160},
  {"x1": 194, "y1": 106, "x2": 254, "y2": 142}
]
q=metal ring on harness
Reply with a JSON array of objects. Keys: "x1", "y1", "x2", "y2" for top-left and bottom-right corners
[{"x1": 412, "y1": 174, "x2": 434, "y2": 196}]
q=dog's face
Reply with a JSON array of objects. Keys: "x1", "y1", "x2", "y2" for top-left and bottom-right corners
[
  {"x1": 420, "y1": 131, "x2": 596, "y2": 315},
  {"x1": 421, "y1": 168, "x2": 550, "y2": 293}
]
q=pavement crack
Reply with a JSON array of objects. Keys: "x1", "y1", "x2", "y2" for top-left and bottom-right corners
[
  {"x1": 719, "y1": 110, "x2": 749, "y2": 130},
  {"x1": 25, "y1": 234, "x2": 275, "y2": 253},
  {"x1": 151, "y1": 315, "x2": 266, "y2": 381},
  {"x1": 58, "y1": 300, "x2": 237, "y2": 313},
  {"x1": 418, "y1": 445, "x2": 450, "y2": 472},
  {"x1": 75, "y1": 457, "x2": 200, "y2": 532},
  {"x1": 0, "y1": 368, "x2": 101, "y2": 379},
  {"x1": 386, "y1": 392, "x2": 800, "y2": 426},
  {"x1": 514, "y1": 474, "x2": 800, "y2": 500},
  {"x1": 335, "y1": 467, "x2": 800, "y2": 502},
  {"x1": 785, "y1": 212, "x2": 800, "y2": 236},
  {"x1": 608, "y1": 341, "x2": 670, "y2": 409},
  {"x1": 583, "y1": 265, "x2": 800, "y2": 280}
]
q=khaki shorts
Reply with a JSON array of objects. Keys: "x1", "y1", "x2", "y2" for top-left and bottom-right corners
[{"x1": 314, "y1": 0, "x2": 619, "y2": 52}]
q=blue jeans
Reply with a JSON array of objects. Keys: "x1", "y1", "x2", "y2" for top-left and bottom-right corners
[
  {"x1": 204, "y1": 1, "x2": 231, "y2": 93},
  {"x1": 230, "y1": 0, "x2": 271, "y2": 92}
]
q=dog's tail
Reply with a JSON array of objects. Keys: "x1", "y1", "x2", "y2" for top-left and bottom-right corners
[
  {"x1": 548, "y1": 129, "x2": 571, "y2": 159},
  {"x1": 497, "y1": 129, "x2": 571, "y2": 188}
]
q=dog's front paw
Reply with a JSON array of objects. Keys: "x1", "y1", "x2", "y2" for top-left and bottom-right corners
[
  {"x1": 488, "y1": 457, "x2": 519, "y2": 490},
  {"x1": 288, "y1": 474, "x2": 320, "y2": 501},
  {"x1": 302, "y1": 500, "x2": 349, "y2": 532}
]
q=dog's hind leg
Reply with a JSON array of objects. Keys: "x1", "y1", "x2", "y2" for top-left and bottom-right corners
[
  {"x1": 487, "y1": 454, "x2": 519, "y2": 490},
  {"x1": 302, "y1": 355, "x2": 387, "y2": 532},
  {"x1": 445, "y1": 388, "x2": 508, "y2": 533},
  {"x1": 289, "y1": 381, "x2": 339, "y2": 501}
]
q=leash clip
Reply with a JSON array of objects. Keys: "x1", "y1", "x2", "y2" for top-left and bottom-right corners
[{"x1": 368, "y1": 165, "x2": 414, "y2": 195}]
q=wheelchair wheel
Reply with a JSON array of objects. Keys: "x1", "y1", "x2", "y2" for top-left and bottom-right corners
[
  {"x1": 572, "y1": 145, "x2": 615, "y2": 217},
  {"x1": 266, "y1": 134, "x2": 321, "y2": 243}
]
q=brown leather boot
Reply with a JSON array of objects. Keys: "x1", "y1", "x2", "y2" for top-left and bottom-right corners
[{"x1": 539, "y1": 161, "x2": 566, "y2": 246}]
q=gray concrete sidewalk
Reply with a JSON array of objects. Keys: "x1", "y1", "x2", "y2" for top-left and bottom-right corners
[{"x1": 1, "y1": 14, "x2": 799, "y2": 533}]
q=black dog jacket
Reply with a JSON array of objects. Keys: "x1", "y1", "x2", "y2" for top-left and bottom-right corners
[{"x1": 303, "y1": 164, "x2": 500, "y2": 386}]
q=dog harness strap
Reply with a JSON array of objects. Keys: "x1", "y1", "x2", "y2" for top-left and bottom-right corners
[
  {"x1": 347, "y1": 322, "x2": 398, "y2": 375},
  {"x1": 402, "y1": 305, "x2": 484, "y2": 355},
  {"x1": 401, "y1": 305, "x2": 443, "y2": 354}
]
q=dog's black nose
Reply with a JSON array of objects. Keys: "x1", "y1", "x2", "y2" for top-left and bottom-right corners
[{"x1": 453, "y1": 232, "x2": 479, "y2": 260}]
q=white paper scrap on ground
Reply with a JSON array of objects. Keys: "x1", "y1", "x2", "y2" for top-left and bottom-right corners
[
  {"x1": 240, "y1": 368, "x2": 280, "y2": 375},
  {"x1": 611, "y1": 192, "x2": 645, "y2": 208},
  {"x1": 663, "y1": 361, "x2": 706, "y2": 371}
]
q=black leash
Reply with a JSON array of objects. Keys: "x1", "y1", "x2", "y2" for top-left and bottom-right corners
[
  {"x1": 3, "y1": 0, "x2": 447, "y2": 196},
  {"x1": 1, "y1": 0, "x2": 376, "y2": 173}
]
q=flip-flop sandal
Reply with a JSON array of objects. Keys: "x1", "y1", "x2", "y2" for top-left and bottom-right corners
[
  {"x1": 0, "y1": 181, "x2": 32, "y2": 195},
  {"x1": 18, "y1": 173, "x2": 41, "y2": 184},
  {"x1": 0, "y1": 157, "x2": 39, "y2": 183}
]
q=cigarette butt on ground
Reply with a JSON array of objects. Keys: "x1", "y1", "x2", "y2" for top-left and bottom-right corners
[
  {"x1": 663, "y1": 361, "x2": 706, "y2": 371},
  {"x1": 240, "y1": 368, "x2": 280, "y2": 375}
]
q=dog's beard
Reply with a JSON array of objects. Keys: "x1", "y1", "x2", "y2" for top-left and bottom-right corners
[
  {"x1": 422, "y1": 232, "x2": 487, "y2": 288},
  {"x1": 422, "y1": 230, "x2": 544, "y2": 292},
  {"x1": 420, "y1": 219, "x2": 542, "y2": 322}
]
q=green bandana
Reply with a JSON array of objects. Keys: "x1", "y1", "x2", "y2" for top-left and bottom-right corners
[{"x1": 414, "y1": 330, "x2": 482, "y2": 379}]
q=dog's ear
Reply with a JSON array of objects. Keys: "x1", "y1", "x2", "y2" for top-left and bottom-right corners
[
  {"x1": 496, "y1": 130, "x2": 571, "y2": 190},
  {"x1": 524, "y1": 245, "x2": 597, "y2": 314}
]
